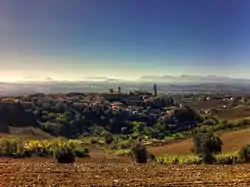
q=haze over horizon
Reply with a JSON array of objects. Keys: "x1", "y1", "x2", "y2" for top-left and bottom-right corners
[{"x1": 1, "y1": 0, "x2": 250, "y2": 82}]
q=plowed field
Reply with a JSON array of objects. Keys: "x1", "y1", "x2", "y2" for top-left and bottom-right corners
[
  {"x1": 147, "y1": 128, "x2": 250, "y2": 156},
  {"x1": 1, "y1": 157, "x2": 250, "y2": 187}
]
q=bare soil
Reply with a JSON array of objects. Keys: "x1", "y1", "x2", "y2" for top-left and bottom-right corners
[
  {"x1": 188, "y1": 100, "x2": 224, "y2": 110},
  {"x1": 1, "y1": 157, "x2": 250, "y2": 186},
  {"x1": 148, "y1": 128, "x2": 250, "y2": 156},
  {"x1": 215, "y1": 106, "x2": 250, "y2": 120}
]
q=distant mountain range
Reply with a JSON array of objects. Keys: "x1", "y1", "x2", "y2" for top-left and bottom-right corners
[
  {"x1": 138, "y1": 75, "x2": 250, "y2": 84},
  {"x1": 0, "y1": 75, "x2": 250, "y2": 96},
  {"x1": 18, "y1": 75, "x2": 250, "y2": 84}
]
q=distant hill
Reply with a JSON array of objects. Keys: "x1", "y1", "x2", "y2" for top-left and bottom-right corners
[
  {"x1": 138, "y1": 75, "x2": 250, "y2": 84},
  {"x1": 0, "y1": 75, "x2": 250, "y2": 96}
]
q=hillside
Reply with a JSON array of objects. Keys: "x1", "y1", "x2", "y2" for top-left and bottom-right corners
[
  {"x1": 147, "y1": 127, "x2": 250, "y2": 156},
  {"x1": 0, "y1": 126, "x2": 54, "y2": 140}
]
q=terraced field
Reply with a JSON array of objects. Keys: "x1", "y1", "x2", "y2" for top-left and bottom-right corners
[{"x1": 1, "y1": 157, "x2": 250, "y2": 186}]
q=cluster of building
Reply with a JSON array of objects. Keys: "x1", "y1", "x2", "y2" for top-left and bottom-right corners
[{"x1": 0, "y1": 85, "x2": 161, "y2": 113}]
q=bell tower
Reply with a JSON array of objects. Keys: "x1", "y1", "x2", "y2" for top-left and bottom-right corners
[{"x1": 153, "y1": 84, "x2": 157, "y2": 97}]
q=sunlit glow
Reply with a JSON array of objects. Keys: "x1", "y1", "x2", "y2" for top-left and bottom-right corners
[{"x1": 0, "y1": 72, "x2": 24, "y2": 82}]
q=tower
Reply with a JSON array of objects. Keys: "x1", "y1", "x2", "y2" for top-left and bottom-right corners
[
  {"x1": 118, "y1": 86, "x2": 121, "y2": 94},
  {"x1": 153, "y1": 84, "x2": 157, "y2": 97}
]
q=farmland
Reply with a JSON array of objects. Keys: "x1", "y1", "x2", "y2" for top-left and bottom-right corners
[
  {"x1": 215, "y1": 106, "x2": 250, "y2": 121},
  {"x1": 1, "y1": 93, "x2": 250, "y2": 186},
  {"x1": 1, "y1": 126, "x2": 250, "y2": 186},
  {"x1": 187, "y1": 99, "x2": 250, "y2": 121},
  {"x1": 1, "y1": 156, "x2": 250, "y2": 186},
  {"x1": 147, "y1": 128, "x2": 250, "y2": 156}
]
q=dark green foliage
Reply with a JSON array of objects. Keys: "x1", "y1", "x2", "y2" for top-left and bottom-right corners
[
  {"x1": 0, "y1": 102, "x2": 36, "y2": 127},
  {"x1": 193, "y1": 132, "x2": 222, "y2": 164},
  {"x1": 215, "y1": 153, "x2": 241, "y2": 165},
  {"x1": 105, "y1": 134, "x2": 114, "y2": 145},
  {"x1": 36, "y1": 148, "x2": 50, "y2": 157},
  {"x1": 23, "y1": 150, "x2": 32, "y2": 157},
  {"x1": 203, "y1": 118, "x2": 217, "y2": 126},
  {"x1": 55, "y1": 103, "x2": 65, "y2": 113},
  {"x1": 54, "y1": 147, "x2": 75, "y2": 163},
  {"x1": 131, "y1": 134, "x2": 139, "y2": 139},
  {"x1": 73, "y1": 148, "x2": 89, "y2": 158},
  {"x1": 173, "y1": 106, "x2": 201, "y2": 124},
  {"x1": 239, "y1": 145, "x2": 250, "y2": 163},
  {"x1": 193, "y1": 119, "x2": 250, "y2": 136},
  {"x1": 90, "y1": 138, "x2": 98, "y2": 144},
  {"x1": 131, "y1": 140, "x2": 148, "y2": 163},
  {"x1": 7, "y1": 93, "x2": 244, "y2": 141}
]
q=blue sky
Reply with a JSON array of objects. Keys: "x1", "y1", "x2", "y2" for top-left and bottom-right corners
[{"x1": 0, "y1": 0, "x2": 250, "y2": 81}]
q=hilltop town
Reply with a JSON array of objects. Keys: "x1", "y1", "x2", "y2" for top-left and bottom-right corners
[
  {"x1": 0, "y1": 83, "x2": 249, "y2": 140},
  {"x1": 2, "y1": 84, "x2": 250, "y2": 186}
]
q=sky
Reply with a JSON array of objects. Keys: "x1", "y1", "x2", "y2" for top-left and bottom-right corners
[{"x1": 0, "y1": 0, "x2": 250, "y2": 82}]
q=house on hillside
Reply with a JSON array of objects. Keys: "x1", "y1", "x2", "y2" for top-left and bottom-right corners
[{"x1": 198, "y1": 96, "x2": 211, "y2": 101}]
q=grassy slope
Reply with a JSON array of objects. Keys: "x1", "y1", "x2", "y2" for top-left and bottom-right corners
[
  {"x1": 148, "y1": 128, "x2": 250, "y2": 156},
  {"x1": 0, "y1": 126, "x2": 54, "y2": 140}
]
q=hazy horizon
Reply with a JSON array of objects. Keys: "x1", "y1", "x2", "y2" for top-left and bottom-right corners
[{"x1": 1, "y1": 0, "x2": 250, "y2": 82}]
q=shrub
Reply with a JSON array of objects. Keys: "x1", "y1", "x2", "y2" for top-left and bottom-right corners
[
  {"x1": 114, "y1": 149, "x2": 132, "y2": 157},
  {"x1": 131, "y1": 140, "x2": 148, "y2": 163},
  {"x1": 239, "y1": 145, "x2": 250, "y2": 163},
  {"x1": 177, "y1": 155, "x2": 202, "y2": 164},
  {"x1": 215, "y1": 153, "x2": 241, "y2": 165},
  {"x1": 0, "y1": 138, "x2": 90, "y2": 159},
  {"x1": 36, "y1": 148, "x2": 50, "y2": 157},
  {"x1": 193, "y1": 132, "x2": 222, "y2": 164},
  {"x1": 54, "y1": 146, "x2": 75, "y2": 163},
  {"x1": 116, "y1": 139, "x2": 133, "y2": 149},
  {"x1": 0, "y1": 138, "x2": 18, "y2": 156},
  {"x1": 73, "y1": 148, "x2": 89, "y2": 158},
  {"x1": 90, "y1": 138, "x2": 98, "y2": 144},
  {"x1": 105, "y1": 134, "x2": 114, "y2": 145},
  {"x1": 156, "y1": 155, "x2": 201, "y2": 165},
  {"x1": 203, "y1": 119, "x2": 217, "y2": 126},
  {"x1": 24, "y1": 140, "x2": 53, "y2": 157},
  {"x1": 131, "y1": 134, "x2": 139, "y2": 139}
]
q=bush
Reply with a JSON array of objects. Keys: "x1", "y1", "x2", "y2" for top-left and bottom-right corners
[
  {"x1": 105, "y1": 134, "x2": 114, "y2": 145},
  {"x1": 156, "y1": 155, "x2": 202, "y2": 165},
  {"x1": 215, "y1": 153, "x2": 241, "y2": 165},
  {"x1": 36, "y1": 148, "x2": 50, "y2": 157},
  {"x1": 54, "y1": 147, "x2": 75, "y2": 163},
  {"x1": 203, "y1": 119, "x2": 217, "y2": 126},
  {"x1": 24, "y1": 140, "x2": 54, "y2": 157},
  {"x1": 239, "y1": 145, "x2": 250, "y2": 163},
  {"x1": 116, "y1": 139, "x2": 134, "y2": 149},
  {"x1": 114, "y1": 149, "x2": 132, "y2": 157},
  {"x1": 131, "y1": 140, "x2": 148, "y2": 163},
  {"x1": 90, "y1": 138, "x2": 98, "y2": 144},
  {"x1": 193, "y1": 132, "x2": 222, "y2": 164},
  {"x1": 0, "y1": 138, "x2": 19, "y2": 156},
  {"x1": 73, "y1": 148, "x2": 89, "y2": 158},
  {"x1": 0, "y1": 138, "x2": 90, "y2": 159}
]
